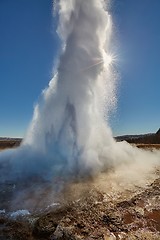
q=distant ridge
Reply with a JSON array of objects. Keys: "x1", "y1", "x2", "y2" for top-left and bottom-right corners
[
  {"x1": 0, "y1": 137, "x2": 22, "y2": 141},
  {"x1": 0, "y1": 138, "x2": 22, "y2": 150},
  {"x1": 156, "y1": 128, "x2": 160, "y2": 135},
  {"x1": 115, "y1": 133, "x2": 154, "y2": 142},
  {"x1": 115, "y1": 129, "x2": 160, "y2": 144}
]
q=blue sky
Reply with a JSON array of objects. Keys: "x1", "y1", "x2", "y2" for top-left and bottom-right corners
[
  {"x1": 112, "y1": 0, "x2": 160, "y2": 135},
  {"x1": 0, "y1": 0, "x2": 160, "y2": 137}
]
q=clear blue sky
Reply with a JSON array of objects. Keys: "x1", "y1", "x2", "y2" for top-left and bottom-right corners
[{"x1": 0, "y1": 0, "x2": 160, "y2": 137}]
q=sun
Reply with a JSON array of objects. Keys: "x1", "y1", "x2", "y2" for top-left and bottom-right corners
[
  {"x1": 106, "y1": 54, "x2": 113, "y2": 64},
  {"x1": 105, "y1": 53, "x2": 116, "y2": 66}
]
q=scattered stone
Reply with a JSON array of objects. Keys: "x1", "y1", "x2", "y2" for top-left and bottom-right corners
[
  {"x1": 33, "y1": 214, "x2": 58, "y2": 238},
  {"x1": 0, "y1": 219, "x2": 33, "y2": 240},
  {"x1": 0, "y1": 173, "x2": 160, "y2": 240}
]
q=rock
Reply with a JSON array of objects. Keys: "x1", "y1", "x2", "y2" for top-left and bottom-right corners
[
  {"x1": 50, "y1": 225, "x2": 63, "y2": 239},
  {"x1": 117, "y1": 232, "x2": 127, "y2": 240},
  {"x1": 51, "y1": 225, "x2": 80, "y2": 240},
  {"x1": 116, "y1": 200, "x2": 134, "y2": 208},
  {"x1": 33, "y1": 214, "x2": 58, "y2": 238},
  {"x1": 104, "y1": 233, "x2": 116, "y2": 240}
]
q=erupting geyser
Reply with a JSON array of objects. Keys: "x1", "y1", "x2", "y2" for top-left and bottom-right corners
[
  {"x1": 23, "y1": 0, "x2": 117, "y2": 176},
  {"x1": 0, "y1": 0, "x2": 118, "y2": 180},
  {"x1": 0, "y1": 0, "x2": 159, "y2": 200}
]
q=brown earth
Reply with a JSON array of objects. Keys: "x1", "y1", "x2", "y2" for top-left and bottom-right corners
[
  {"x1": 134, "y1": 144, "x2": 160, "y2": 150},
  {"x1": 0, "y1": 172, "x2": 160, "y2": 240},
  {"x1": 0, "y1": 139, "x2": 22, "y2": 150}
]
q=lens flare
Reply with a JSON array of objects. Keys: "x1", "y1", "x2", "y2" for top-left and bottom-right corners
[
  {"x1": 106, "y1": 54, "x2": 113, "y2": 64},
  {"x1": 104, "y1": 53, "x2": 117, "y2": 66}
]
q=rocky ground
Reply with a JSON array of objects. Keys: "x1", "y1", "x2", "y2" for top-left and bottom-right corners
[
  {"x1": 32, "y1": 176, "x2": 160, "y2": 240},
  {"x1": 0, "y1": 142, "x2": 160, "y2": 239},
  {"x1": 0, "y1": 168, "x2": 160, "y2": 239}
]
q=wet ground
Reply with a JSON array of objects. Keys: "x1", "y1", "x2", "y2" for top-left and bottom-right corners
[
  {"x1": 0, "y1": 169, "x2": 160, "y2": 239},
  {"x1": 0, "y1": 144, "x2": 160, "y2": 239}
]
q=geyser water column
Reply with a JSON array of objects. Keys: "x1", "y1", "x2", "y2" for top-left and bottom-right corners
[{"x1": 22, "y1": 0, "x2": 116, "y2": 176}]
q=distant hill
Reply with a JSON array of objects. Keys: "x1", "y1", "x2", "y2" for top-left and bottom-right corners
[
  {"x1": 115, "y1": 129, "x2": 160, "y2": 144},
  {"x1": 0, "y1": 137, "x2": 22, "y2": 141},
  {"x1": 0, "y1": 138, "x2": 22, "y2": 150},
  {"x1": 156, "y1": 128, "x2": 160, "y2": 135}
]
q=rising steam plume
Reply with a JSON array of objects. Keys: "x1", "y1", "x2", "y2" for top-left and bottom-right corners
[
  {"x1": 0, "y1": 0, "x2": 159, "y2": 192},
  {"x1": 22, "y1": 0, "x2": 117, "y2": 176}
]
